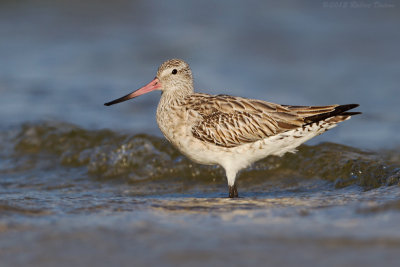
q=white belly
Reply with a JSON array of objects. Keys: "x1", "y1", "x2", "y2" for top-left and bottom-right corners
[{"x1": 158, "y1": 114, "x2": 339, "y2": 175}]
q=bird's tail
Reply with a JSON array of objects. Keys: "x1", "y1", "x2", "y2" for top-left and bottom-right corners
[{"x1": 304, "y1": 104, "x2": 361, "y2": 125}]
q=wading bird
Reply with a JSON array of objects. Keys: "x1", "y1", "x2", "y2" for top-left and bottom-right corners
[{"x1": 105, "y1": 59, "x2": 360, "y2": 198}]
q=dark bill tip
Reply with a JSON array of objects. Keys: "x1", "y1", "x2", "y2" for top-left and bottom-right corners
[
  {"x1": 104, "y1": 77, "x2": 161, "y2": 107},
  {"x1": 104, "y1": 91, "x2": 136, "y2": 106}
]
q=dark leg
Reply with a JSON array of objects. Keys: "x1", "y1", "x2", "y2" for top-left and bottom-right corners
[{"x1": 228, "y1": 184, "x2": 239, "y2": 198}]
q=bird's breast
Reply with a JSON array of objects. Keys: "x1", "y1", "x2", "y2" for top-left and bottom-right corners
[{"x1": 156, "y1": 103, "x2": 190, "y2": 146}]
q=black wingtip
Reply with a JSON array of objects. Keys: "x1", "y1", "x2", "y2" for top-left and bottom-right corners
[
  {"x1": 305, "y1": 103, "x2": 360, "y2": 123},
  {"x1": 333, "y1": 104, "x2": 360, "y2": 114},
  {"x1": 340, "y1": 104, "x2": 359, "y2": 110},
  {"x1": 340, "y1": 111, "x2": 362, "y2": 116}
]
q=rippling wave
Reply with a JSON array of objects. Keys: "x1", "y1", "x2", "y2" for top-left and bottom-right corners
[{"x1": 3, "y1": 121, "x2": 399, "y2": 192}]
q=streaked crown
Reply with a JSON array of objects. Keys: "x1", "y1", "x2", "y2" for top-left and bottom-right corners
[{"x1": 156, "y1": 59, "x2": 194, "y2": 93}]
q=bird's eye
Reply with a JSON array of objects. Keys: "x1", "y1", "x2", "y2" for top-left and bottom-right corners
[{"x1": 172, "y1": 69, "x2": 177, "y2": 74}]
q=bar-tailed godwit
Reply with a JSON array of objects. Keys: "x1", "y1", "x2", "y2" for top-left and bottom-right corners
[{"x1": 105, "y1": 59, "x2": 360, "y2": 198}]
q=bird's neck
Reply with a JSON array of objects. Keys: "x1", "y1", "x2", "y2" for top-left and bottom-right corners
[
  {"x1": 156, "y1": 86, "x2": 193, "y2": 142},
  {"x1": 159, "y1": 85, "x2": 193, "y2": 108}
]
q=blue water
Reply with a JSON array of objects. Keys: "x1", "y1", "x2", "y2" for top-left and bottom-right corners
[{"x1": 0, "y1": 0, "x2": 399, "y2": 148}]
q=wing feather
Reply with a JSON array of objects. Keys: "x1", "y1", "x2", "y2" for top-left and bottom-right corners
[{"x1": 186, "y1": 94, "x2": 358, "y2": 148}]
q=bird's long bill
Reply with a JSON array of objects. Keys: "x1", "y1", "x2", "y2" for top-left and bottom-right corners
[{"x1": 104, "y1": 78, "x2": 161, "y2": 106}]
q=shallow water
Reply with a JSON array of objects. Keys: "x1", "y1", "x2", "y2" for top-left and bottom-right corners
[
  {"x1": 1, "y1": 122, "x2": 400, "y2": 266},
  {"x1": 1, "y1": 0, "x2": 400, "y2": 266}
]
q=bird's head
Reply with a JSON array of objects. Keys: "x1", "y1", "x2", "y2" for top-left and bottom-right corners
[{"x1": 104, "y1": 59, "x2": 193, "y2": 106}]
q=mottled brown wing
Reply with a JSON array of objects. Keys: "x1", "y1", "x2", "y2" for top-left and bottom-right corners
[
  {"x1": 187, "y1": 94, "x2": 341, "y2": 148},
  {"x1": 191, "y1": 110, "x2": 278, "y2": 147}
]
